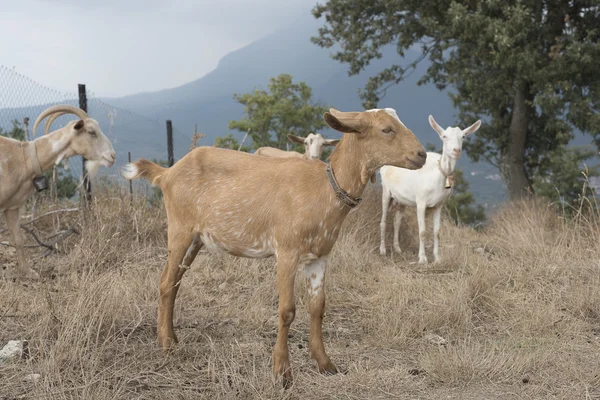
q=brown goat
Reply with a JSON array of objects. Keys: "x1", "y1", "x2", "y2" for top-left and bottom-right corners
[{"x1": 122, "y1": 108, "x2": 426, "y2": 387}]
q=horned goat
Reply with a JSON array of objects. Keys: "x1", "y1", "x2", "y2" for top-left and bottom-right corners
[
  {"x1": 122, "y1": 108, "x2": 427, "y2": 387},
  {"x1": 0, "y1": 105, "x2": 116, "y2": 279},
  {"x1": 379, "y1": 115, "x2": 481, "y2": 263},
  {"x1": 254, "y1": 133, "x2": 340, "y2": 160}
]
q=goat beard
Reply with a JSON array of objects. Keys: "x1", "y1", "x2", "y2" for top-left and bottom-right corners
[{"x1": 84, "y1": 160, "x2": 102, "y2": 178}]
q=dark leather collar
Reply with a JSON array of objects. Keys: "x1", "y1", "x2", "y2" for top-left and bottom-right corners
[
  {"x1": 25, "y1": 141, "x2": 43, "y2": 176},
  {"x1": 325, "y1": 164, "x2": 362, "y2": 209}
]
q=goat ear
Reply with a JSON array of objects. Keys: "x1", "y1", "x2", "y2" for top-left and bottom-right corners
[
  {"x1": 428, "y1": 115, "x2": 445, "y2": 138},
  {"x1": 463, "y1": 120, "x2": 482, "y2": 136},
  {"x1": 324, "y1": 109, "x2": 362, "y2": 134},
  {"x1": 287, "y1": 134, "x2": 305, "y2": 144},
  {"x1": 324, "y1": 138, "x2": 341, "y2": 146},
  {"x1": 73, "y1": 120, "x2": 85, "y2": 131}
]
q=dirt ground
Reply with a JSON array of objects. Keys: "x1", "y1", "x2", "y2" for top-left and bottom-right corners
[{"x1": 1, "y1": 187, "x2": 599, "y2": 399}]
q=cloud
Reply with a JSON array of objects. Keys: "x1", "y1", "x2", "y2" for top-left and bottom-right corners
[{"x1": 0, "y1": 0, "x2": 318, "y2": 97}]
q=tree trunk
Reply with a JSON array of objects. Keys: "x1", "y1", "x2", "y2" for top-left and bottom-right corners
[{"x1": 499, "y1": 81, "x2": 533, "y2": 200}]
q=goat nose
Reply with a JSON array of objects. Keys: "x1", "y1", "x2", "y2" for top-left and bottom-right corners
[{"x1": 418, "y1": 150, "x2": 427, "y2": 160}]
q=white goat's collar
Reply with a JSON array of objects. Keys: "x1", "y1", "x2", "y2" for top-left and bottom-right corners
[
  {"x1": 437, "y1": 160, "x2": 454, "y2": 189},
  {"x1": 25, "y1": 141, "x2": 43, "y2": 177},
  {"x1": 325, "y1": 164, "x2": 362, "y2": 209}
]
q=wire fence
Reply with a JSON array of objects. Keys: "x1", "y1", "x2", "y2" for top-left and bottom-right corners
[{"x1": 0, "y1": 65, "x2": 191, "y2": 201}]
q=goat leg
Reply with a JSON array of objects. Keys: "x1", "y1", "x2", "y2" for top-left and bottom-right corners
[{"x1": 3, "y1": 209, "x2": 39, "y2": 280}]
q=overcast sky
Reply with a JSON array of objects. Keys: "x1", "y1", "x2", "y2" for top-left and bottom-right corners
[{"x1": 0, "y1": 0, "x2": 319, "y2": 98}]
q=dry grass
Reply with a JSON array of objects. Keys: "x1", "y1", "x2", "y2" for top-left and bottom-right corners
[{"x1": 1, "y1": 185, "x2": 600, "y2": 399}]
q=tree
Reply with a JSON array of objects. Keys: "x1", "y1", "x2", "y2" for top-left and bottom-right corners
[
  {"x1": 0, "y1": 119, "x2": 25, "y2": 141},
  {"x1": 532, "y1": 145, "x2": 599, "y2": 212},
  {"x1": 444, "y1": 169, "x2": 486, "y2": 228},
  {"x1": 213, "y1": 133, "x2": 251, "y2": 152},
  {"x1": 312, "y1": 1, "x2": 600, "y2": 200},
  {"x1": 227, "y1": 74, "x2": 330, "y2": 152},
  {"x1": 44, "y1": 165, "x2": 77, "y2": 199}
]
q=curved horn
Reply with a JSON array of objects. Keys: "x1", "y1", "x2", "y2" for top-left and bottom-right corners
[
  {"x1": 32, "y1": 105, "x2": 89, "y2": 137},
  {"x1": 44, "y1": 111, "x2": 67, "y2": 136}
]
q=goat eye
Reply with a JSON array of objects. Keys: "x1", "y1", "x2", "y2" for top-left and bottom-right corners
[
  {"x1": 89, "y1": 131, "x2": 97, "y2": 137},
  {"x1": 382, "y1": 127, "x2": 393, "y2": 134}
]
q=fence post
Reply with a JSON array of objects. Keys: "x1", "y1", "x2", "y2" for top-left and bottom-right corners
[
  {"x1": 23, "y1": 117, "x2": 30, "y2": 141},
  {"x1": 78, "y1": 84, "x2": 92, "y2": 203},
  {"x1": 166, "y1": 120, "x2": 174, "y2": 167},
  {"x1": 128, "y1": 151, "x2": 133, "y2": 197}
]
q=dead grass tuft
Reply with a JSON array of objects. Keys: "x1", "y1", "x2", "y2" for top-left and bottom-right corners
[{"x1": 1, "y1": 185, "x2": 599, "y2": 398}]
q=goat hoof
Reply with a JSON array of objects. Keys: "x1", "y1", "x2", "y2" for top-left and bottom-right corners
[
  {"x1": 281, "y1": 372, "x2": 293, "y2": 389},
  {"x1": 317, "y1": 359, "x2": 338, "y2": 375},
  {"x1": 393, "y1": 246, "x2": 402, "y2": 254},
  {"x1": 379, "y1": 247, "x2": 386, "y2": 256},
  {"x1": 418, "y1": 257, "x2": 428, "y2": 265},
  {"x1": 273, "y1": 358, "x2": 293, "y2": 389},
  {"x1": 158, "y1": 335, "x2": 178, "y2": 352}
]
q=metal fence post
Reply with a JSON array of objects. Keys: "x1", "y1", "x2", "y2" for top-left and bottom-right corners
[
  {"x1": 166, "y1": 120, "x2": 174, "y2": 167},
  {"x1": 128, "y1": 151, "x2": 133, "y2": 197},
  {"x1": 78, "y1": 84, "x2": 91, "y2": 203}
]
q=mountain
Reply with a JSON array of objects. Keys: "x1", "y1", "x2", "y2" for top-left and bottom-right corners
[
  {"x1": 101, "y1": 14, "x2": 511, "y2": 207},
  {"x1": 3, "y1": 13, "x2": 596, "y2": 208}
]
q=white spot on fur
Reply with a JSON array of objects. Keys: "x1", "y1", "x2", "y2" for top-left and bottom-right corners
[
  {"x1": 50, "y1": 136, "x2": 68, "y2": 154},
  {"x1": 305, "y1": 257, "x2": 327, "y2": 297},
  {"x1": 366, "y1": 107, "x2": 406, "y2": 127}
]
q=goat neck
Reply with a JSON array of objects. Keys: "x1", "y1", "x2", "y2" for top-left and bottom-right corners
[
  {"x1": 440, "y1": 148, "x2": 458, "y2": 177},
  {"x1": 30, "y1": 127, "x2": 73, "y2": 173},
  {"x1": 327, "y1": 133, "x2": 372, "y2": 201}
]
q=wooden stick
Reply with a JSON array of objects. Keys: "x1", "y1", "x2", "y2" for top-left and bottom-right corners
[
  {"x1": 1, "y1": 208, "x2": 79, "y2": 234},
  {"x1": 23, "y1": 208, "x2": 79, "y2": 224},
  {"x1": 238, "y1": 129, "x2": 250, "y2": 151}
]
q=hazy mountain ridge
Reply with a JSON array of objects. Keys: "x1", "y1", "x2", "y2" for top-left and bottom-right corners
[
  {"x1": 102, "y1": 16, "x2": 509, "y2": 206},
  {"x1": 5, "y1": 15, "x2": 597, "y2": 207}
]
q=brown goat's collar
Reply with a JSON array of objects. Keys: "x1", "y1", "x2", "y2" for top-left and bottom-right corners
[
  {"x1": 25, "y1": 141, "x2": 43, "y2": 176},
  {"x1": 325, "y1": 164, "x2": 362, "y2": 209}
]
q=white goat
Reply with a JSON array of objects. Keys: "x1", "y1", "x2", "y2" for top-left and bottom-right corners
[
  {"x1": 255, "y1": 133, "x2": 340, "y2": 160},
  {"x1": 0, "y1": 105, "x2": 116, "y2": 279},
  {"x1": 122, "y1": 108, "x2": 427, "y2": 387},
  {"x1": 379, "y1": 115, "x2": 481, "y2": 264}
]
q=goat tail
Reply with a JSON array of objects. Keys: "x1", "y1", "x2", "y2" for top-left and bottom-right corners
[{"x1": 121, "y1": 159, "x2": 166, "y2": 186}]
